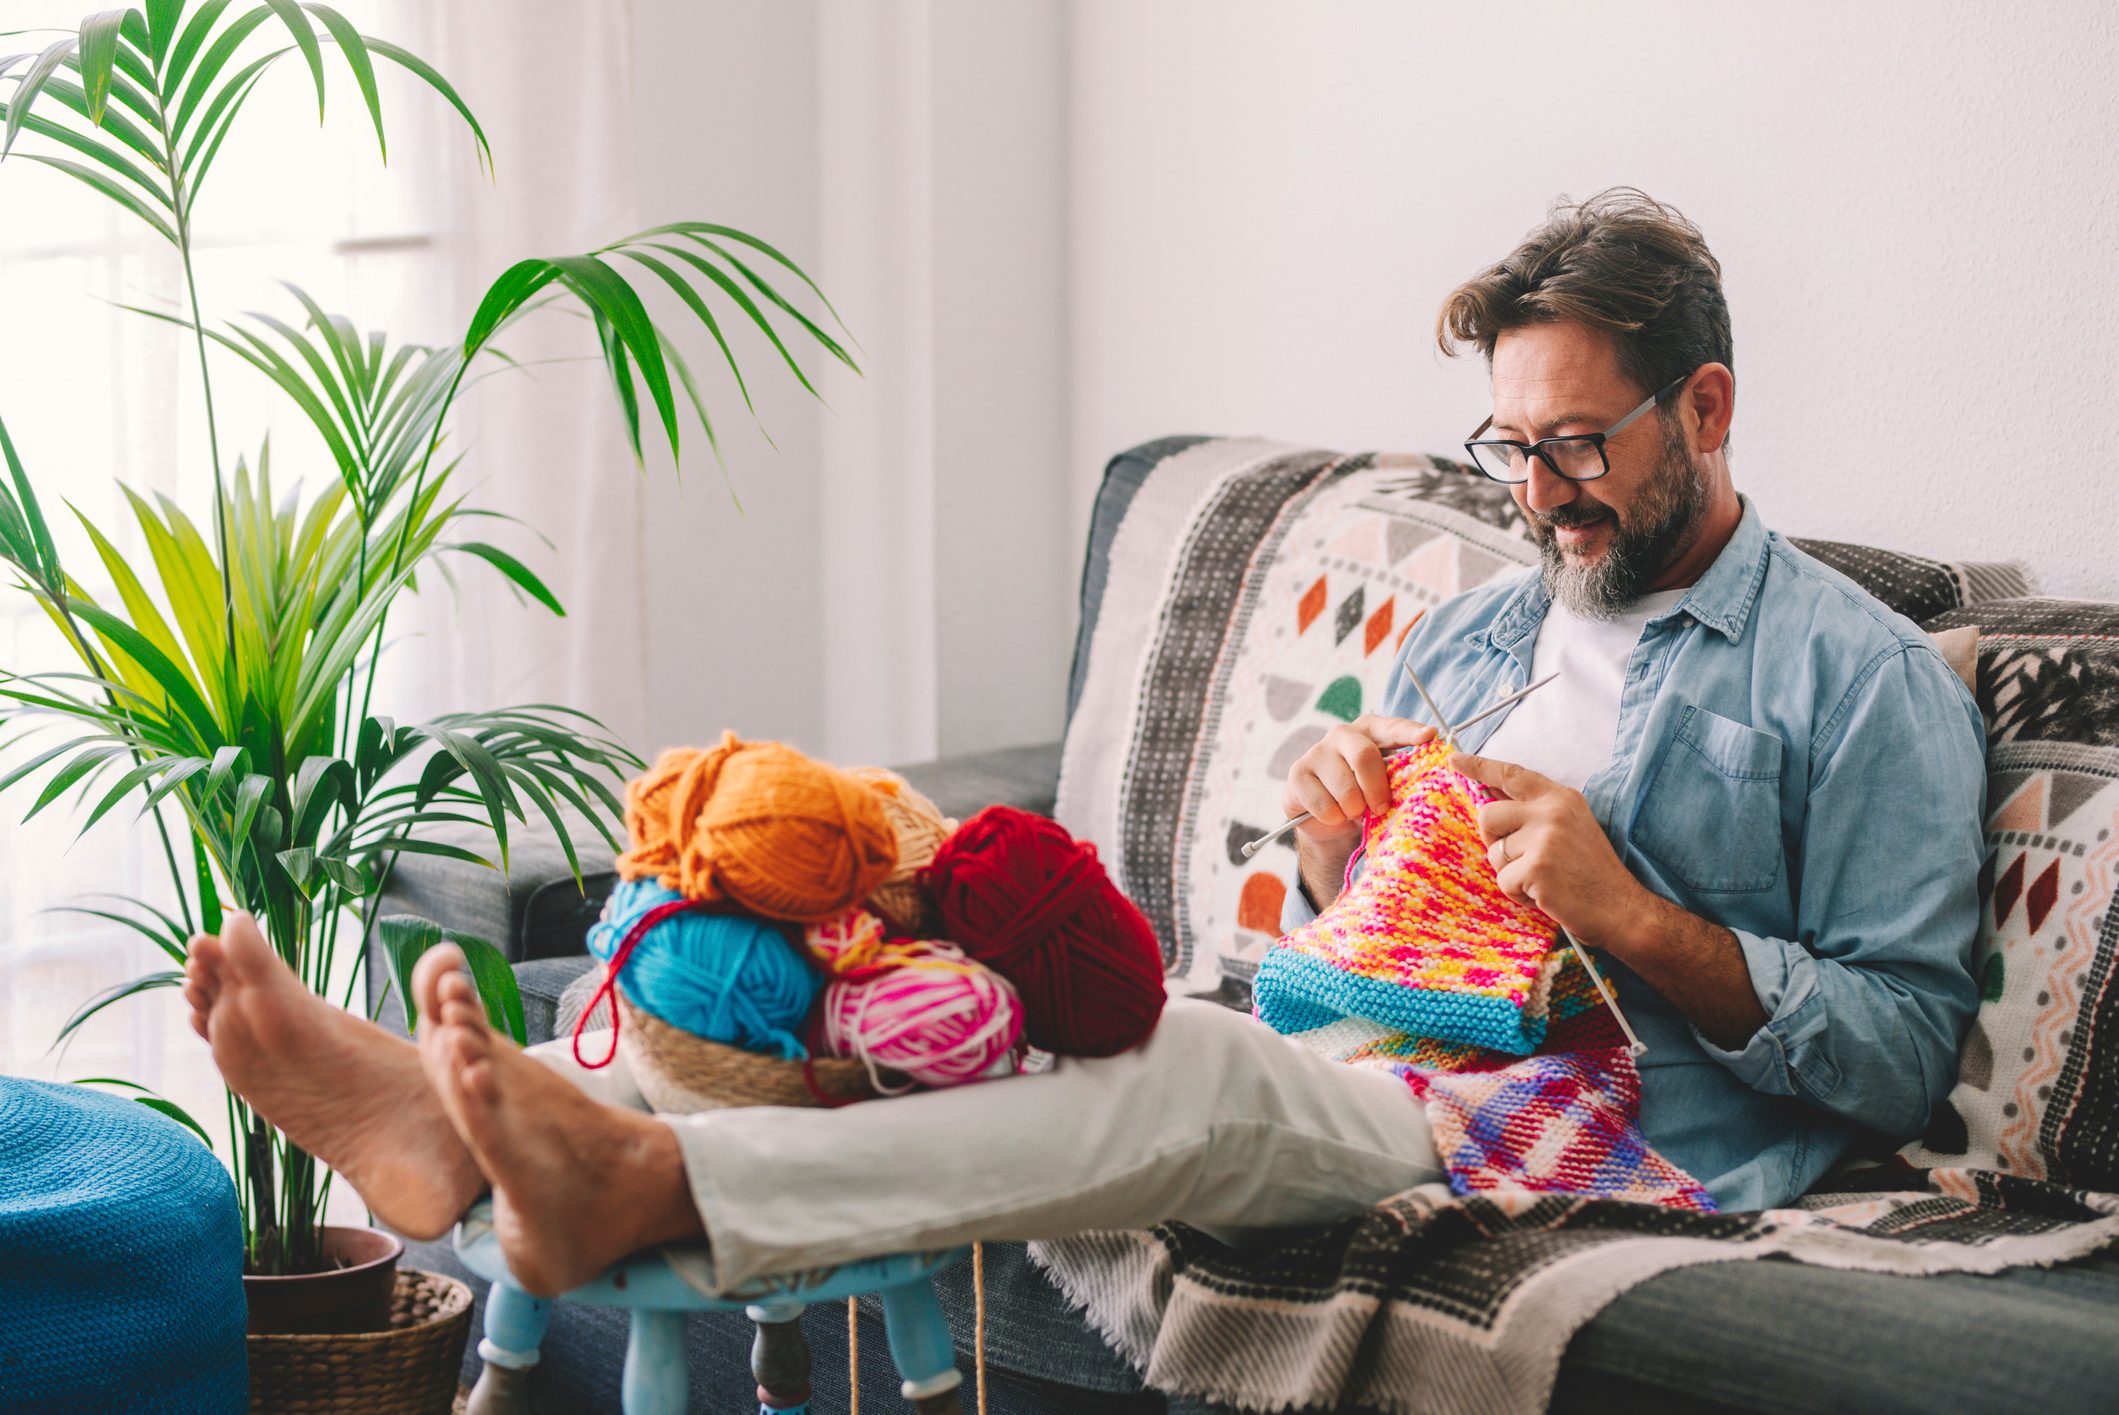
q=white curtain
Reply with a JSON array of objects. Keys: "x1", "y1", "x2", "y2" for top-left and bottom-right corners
[
  {"x1": 381, "y1": 0, "x2": 648, "y2": 748},
  {"x1": 0, "y1": 2, "x2": 646, "y2": 1198}
]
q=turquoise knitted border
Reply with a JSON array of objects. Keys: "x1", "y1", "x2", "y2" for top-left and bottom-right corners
[{"x1": 1253, "y1": 946, "x2": 1548, "y2": 1056}]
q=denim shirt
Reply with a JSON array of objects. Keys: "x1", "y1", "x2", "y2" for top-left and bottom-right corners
[{"x1": 1281, "y1": 498, "x2": 1986, "y2": 1210}]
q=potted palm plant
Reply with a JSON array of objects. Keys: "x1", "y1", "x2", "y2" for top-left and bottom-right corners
[{"x1": 0, "y1": 0, "x2": 853, "y2": 1365}]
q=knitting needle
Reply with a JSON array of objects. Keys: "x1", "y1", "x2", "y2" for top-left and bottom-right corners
[
  {"x1": 1408, "y1": 661, "x2": 1643, "y2": 1056},
  {"x1": 1400, "y1": 658, "x2": 1461, "y2": 753},
  {"x1": 1407, "y1": 661, "x2": 1643, "y2": 1056},
  {"x1": 1238, "y1": 672, "x2": 1559, "y2": 858},
  {"x1": 1558, "y1": 927, "x2": 1648, "y2": 1058}
]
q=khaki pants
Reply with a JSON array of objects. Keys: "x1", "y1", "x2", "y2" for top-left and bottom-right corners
[{"x1": 532, "y1": 998, "x2": 1441, "y2": 1291}]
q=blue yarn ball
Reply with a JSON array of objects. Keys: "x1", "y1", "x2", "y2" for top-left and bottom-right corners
[{"x1": 589, "y1": 878, "x2": 822, "y2": 1060}]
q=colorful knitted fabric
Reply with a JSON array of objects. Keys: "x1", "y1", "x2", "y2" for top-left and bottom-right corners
[
  {"x1": 1295, "y1": 954, "x2": 1608, "y2": 1075},
  {"x1": 1411, "y1": 1047, "x2": 1714, "y2": 1209},
  {"x1": 1254, "y1": 739, "x2": 1563, "y2": 1054},
  {"x1": 1255, "y1": 743, "x2": 1715, "y2": 1210},
  {"x1": 1292, "y1": 951, "x2": 1716, "y2": 1209}
]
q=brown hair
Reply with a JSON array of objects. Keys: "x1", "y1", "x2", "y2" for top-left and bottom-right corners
[{"x1": 1436, "y1": 187, "x2": 1732, "y2": 405}]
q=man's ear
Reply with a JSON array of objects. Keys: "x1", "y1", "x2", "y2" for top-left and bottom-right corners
[{"x1": 1686, "y1": 363, "x2": 1735, "y2": 455}]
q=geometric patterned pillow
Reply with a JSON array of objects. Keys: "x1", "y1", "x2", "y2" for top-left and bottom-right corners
[
  {"x1": 1786, "y1": 538, "x2": 2031, "y2": 623},
  {"x1": 1899, "y1": 598, "x2": 2119, "y2": 1194},
  {"x1": 1055, "y1": 440, "x2": 1533, "y2": 1006}
]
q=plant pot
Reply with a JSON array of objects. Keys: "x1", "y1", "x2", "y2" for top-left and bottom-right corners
[
  {"x1": 247, "y1": 1268, "x2": 473, "y2": 1415},
  {"x1": 243, "y1": 1225, "x2": 406, "y2": 1336}
]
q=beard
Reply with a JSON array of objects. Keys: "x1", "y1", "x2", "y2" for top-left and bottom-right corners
[{"x1": 1530, "y1": 417, "x2": 1709, "y2": 620}]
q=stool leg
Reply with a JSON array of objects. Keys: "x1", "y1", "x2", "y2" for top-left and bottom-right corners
[
  {"x1": 879, "y1": 1279, "x2": 964, "y2": 1415},
  {"x1": 622, "y1": 1307, "x2": 689, "y2": 1415},
  {"x1": 465, "y1": 1281, "x2": 551, "y2": 1415},
  {"x1": 746, "y1": 1300, "x2": 812, "y2": 1414}
]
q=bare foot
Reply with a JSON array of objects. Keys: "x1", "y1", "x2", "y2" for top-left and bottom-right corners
[
  {"x1": 184, "y1": 914, "x2": 484, "y2": 1240},
  {"x1": 413, "y1": 945, "x2": 703, "y2": 1296}
]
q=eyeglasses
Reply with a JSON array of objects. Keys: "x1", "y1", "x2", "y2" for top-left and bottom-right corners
[{"x1": 1463, "y1": 372, "x2": 1693, "y2": 485}]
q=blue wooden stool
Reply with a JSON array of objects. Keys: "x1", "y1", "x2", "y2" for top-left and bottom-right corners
[{"x1": 454, "y1": 1200, "x2": 970, "y2": 1414}]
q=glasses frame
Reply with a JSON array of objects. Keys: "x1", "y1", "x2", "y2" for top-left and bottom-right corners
[{"x1": 1463, "y1": 371, "x2": 1694, "y2": 485}]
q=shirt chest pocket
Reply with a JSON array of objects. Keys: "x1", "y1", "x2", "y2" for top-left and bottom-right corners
[{"x1": 1631, "y1": 706, "x2": 1787, "y2": 895}]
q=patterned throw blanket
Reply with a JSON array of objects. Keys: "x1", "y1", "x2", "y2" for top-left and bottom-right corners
[{"x1": 1030, "y1": 1176, "x2": 2119, "y2": 1415}]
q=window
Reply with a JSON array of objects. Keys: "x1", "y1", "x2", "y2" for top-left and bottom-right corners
[{"x1": 0, "y1": 3, "x2": 446, "y2": 1212}]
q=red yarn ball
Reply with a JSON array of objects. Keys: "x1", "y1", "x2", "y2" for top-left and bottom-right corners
[{"x1": 919, "y1": 806, "x2": 1166, "y2": 1057}]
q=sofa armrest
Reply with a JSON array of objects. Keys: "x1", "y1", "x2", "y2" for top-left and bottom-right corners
[{"x1": 890, "y1": 740, "x2": 1064, "y2": 820}]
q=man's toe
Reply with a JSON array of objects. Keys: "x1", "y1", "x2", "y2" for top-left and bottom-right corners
[
  {"x1": 221, "y1": 912, "x2": 270, "y2": 966},
  {"x1": 412, "y1": 944, "x2": 465, "y2": 1018},
  {"x1": 460, "y1": 1056, "x2": 500, "y2": 1107},
  {"x1": 437, "y1": 972, "x2": 486, "y2": 1030}
]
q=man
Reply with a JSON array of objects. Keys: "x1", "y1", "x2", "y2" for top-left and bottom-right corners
[
  {"x1": 183, "y1": 189, "x2": 1983, "y2": 1300},
  {"x1": 1283, "y1": 187, "x2": 1985, "y2": 1210}
]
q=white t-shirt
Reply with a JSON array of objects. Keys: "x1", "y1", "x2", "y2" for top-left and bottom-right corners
[{"x1": 1474, "y1": 588, "x2": 1687, "y2": 792}]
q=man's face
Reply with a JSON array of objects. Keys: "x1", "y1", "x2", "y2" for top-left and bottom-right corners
[{"x1": 1488, "y1": 322, "x2": 1706, "y2": 618}]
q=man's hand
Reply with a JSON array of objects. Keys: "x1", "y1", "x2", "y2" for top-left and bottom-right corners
[
  {"x1": 1452, "y1": 749, "x2": 1769, "y2": 1049},
  {"x1": 1286, "y1": 714, "x2": 1436, "y2": 911},
  {"x1": 1450, "y1": 750, "x2": 1647, "y2": 950}
]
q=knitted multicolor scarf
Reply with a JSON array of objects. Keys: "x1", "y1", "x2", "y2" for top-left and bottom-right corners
[
  {"x1": 1255, "y1": 741, "x2": 1713, "y2": 1211},
  {"x1": 1255, "y1": 741, "x2": 1563, "y2": 1054}
]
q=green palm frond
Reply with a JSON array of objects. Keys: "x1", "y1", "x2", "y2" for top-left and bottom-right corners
[
  {"x1": 1, "y1": 1, "x2": 489, "y2": 235},
  {"x1": 464, "y1": 222, "x2": 863, "y2": 474},
  {"x1": 71, "y1": 1073, "x2": 215, "y2": 1148},
  {"x1": 122, "y1": 286, "x2": 477, "y2": 519}
]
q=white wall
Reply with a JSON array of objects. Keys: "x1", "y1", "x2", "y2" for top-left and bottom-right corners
[
  {"x1": 630, "y1": 0, "x2": 1072, "y2": 766},
  {"x1": 1069, "y1": 0, "x2": 2119, "y2": 601},
  {"x1": 631, "y1": 0, "x2": 832, "y2": 757}
]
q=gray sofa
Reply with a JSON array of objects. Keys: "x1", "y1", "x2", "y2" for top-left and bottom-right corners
[{"x1": 367, "y1": 438, "x2": 2119, "y2": 1413}]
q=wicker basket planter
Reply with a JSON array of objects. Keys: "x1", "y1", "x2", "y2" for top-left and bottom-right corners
[
  {"x1": 619, "y1": 993, "x2": 885, "y2": 1111},
  {"x1": 247, "y1": 1268, "x2": 472, "y2": 1414}
]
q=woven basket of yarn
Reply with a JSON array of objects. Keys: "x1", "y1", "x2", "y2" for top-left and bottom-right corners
[
  {"x1": 617, "y1": 731, "x2": 898, "y2": 924},
  {"x1": 246, "y1": 1268, "x2": 471, "y2": 1415},
  {"x1": 619, "y1": 994, "x2": 880, "y2": 1111},
  {"x1": 846, "y1": 766, "x2": 957, "y2": 935}
]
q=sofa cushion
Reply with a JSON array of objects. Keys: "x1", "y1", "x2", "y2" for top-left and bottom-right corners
[
  {"x1": 1553, "y1": 1245, "x2": 2119, "y2": 1415},
  {"x1": 1056, "y1": 435, "x2": 2031, "y2": 1006},
  {"x1": 362, "y1": 815, "x2": 617, "y2": 1020},
  {"x1": 1898, "y1": 598, "x2": 2119, "y2": 1191}
]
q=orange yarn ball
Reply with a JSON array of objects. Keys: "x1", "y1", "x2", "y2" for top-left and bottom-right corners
[
  {"x1": 617, "y1": 731, "x2": 899, "y2": 924},
  {"x1": 846, "y1": 767, "x2": 957, "y2": 936}
]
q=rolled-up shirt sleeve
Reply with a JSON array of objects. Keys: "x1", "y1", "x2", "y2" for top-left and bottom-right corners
[
  {"x1": 1689, "y1": 644, "x2": 1986, "y2": 1137},
  {"x1": 1280, "y1": 874, "x2": 1321, "y2": 935}
]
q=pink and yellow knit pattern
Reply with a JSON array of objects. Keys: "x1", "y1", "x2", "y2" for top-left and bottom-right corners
[{"x1": 1253, "y1": 739, "x2": 1563, "y2": 1054}]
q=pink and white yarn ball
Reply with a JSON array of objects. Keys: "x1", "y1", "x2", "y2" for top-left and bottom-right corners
[{"x1": 817, "y1": 941, "x2": 1023, "y2": 1091}]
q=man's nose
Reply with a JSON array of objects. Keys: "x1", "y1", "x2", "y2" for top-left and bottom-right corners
[{"x1": 1519, "y1": 455, "x2": 1580, "y2": 516}]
